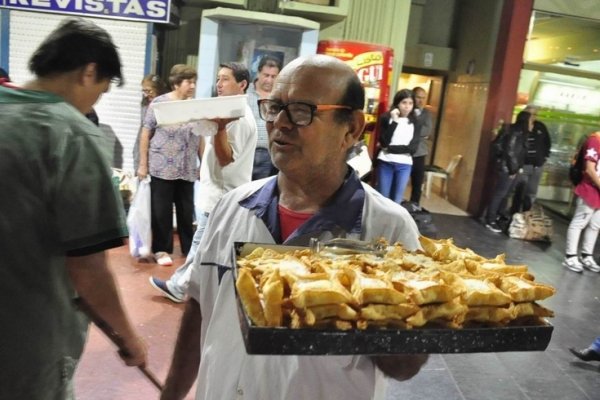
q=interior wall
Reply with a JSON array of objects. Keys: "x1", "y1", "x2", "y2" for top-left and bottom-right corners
[
  {"x1": 419, "y1": 0, "x2": 457, "y2": 47},
  {"x1": 450, "y1": 0, "x2": 502, "y2": 83},
  {"x1": 433, "y1": 0, "x2": 503, "y2": 210},
  {"x1": 159, "y1": 7, "x2": 203, "y2": 80},
  {"x1": 340, "y1": 0, "x2": 411, "y2": 103}
]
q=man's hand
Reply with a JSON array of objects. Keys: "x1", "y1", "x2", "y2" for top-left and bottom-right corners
[
  {"x1": 119, "y1": 335, "x2": 148, "y2": 367},
  {"x1": 67, "y1": 252, "x2": 149, "y2": 369},
  {"x1": 210, "y1": 117, "x2": 239, "y2": 131},
  {"x1": 373, "y1": 354, "x2": 429, "y2": 381}
]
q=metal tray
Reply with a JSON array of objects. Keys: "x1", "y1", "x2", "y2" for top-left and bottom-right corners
[{"x1": 233, "y1": 242, "x2": 554, "y2": 355}]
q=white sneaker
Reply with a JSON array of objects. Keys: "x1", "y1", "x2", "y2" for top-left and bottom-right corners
[
  {"x1": 155, "y1": 251, "x2": 173, "y2": 266},
  {"x1": 581, "y1": 256, "x2": 600, "y2": 272},
  {"x1": 562, "y1": 257, "x2": 584, "y2": 273}
]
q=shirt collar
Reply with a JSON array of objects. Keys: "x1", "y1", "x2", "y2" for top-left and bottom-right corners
[{"x1": 239, "y1": 170, "x2": 365, "y2": 244}]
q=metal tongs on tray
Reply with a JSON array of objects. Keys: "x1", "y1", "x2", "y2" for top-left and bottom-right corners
[{"x1": 309, "y1": 237, "x2": 387, "y2": 258}]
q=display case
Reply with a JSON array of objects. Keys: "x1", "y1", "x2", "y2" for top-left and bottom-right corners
[
  {"x1": 516, "y1": 69, "x2": 600, "y2": 216},
  {"x1": 535, "y1": 110, "x2": 600, "y2": 215},
  {"x1": 195, "y1": 7, "x2": 319, "y2": 98}
]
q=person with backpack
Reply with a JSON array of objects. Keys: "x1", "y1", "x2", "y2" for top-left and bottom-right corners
[
  {"x1": 484, "y1": 111, "x2": 530, "y2": 233},
  {"x1": 563, "y1": 131, "x2": 600, "y2": 273}
]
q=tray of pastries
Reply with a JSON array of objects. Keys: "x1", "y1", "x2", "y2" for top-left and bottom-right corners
[{"x1": 233, "y1": 237, "x2": 555, "y2": 355}]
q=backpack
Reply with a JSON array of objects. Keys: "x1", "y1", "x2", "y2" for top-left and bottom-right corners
[{"x1": 569, "y1": 132, "x2": 600, "y2": 186}]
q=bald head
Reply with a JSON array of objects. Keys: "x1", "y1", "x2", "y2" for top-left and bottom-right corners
[{"x1": 267, "y1": 55, "x2": 366, "y2": 182}]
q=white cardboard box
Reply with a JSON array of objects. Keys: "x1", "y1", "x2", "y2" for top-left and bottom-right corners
[{"x1": 153, "y1": 95, "x2": 247, "y2": 126}]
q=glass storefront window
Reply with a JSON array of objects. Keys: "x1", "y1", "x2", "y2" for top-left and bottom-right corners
[{"x1": 516, "y1": 11, "x2": 600, "y2": 217}]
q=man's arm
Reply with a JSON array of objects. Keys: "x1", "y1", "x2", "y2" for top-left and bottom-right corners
[
  {"x1": 212, "y1": 118, "x2": 238, "y2": 167},
  {"x1": 372, "y1": 354, "x2": 429, "y2": 381},
  {"x1": 419, "y1": 110, "x2": 433, "y2": 139},
  {"x1": 160, "y1": 299, "x2": 202, "y2": 400},
  {"x1": 66, "y1": 252, "x2": 147, "y2": 366}
]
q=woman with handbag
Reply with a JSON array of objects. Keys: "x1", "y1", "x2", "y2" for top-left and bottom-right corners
[{"x1": 137, "y1": 65, "x2": 202, "y2": 266}]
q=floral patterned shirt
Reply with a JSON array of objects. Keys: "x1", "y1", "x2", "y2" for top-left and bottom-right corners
[{"x1": 143, "y1": 93, "x2": 201, "y2": 182}]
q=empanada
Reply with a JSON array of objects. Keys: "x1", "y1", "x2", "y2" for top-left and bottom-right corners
[
  {"x1": 236, "y1": 268, "x2": 266, "y2": 327},
  {"x1": 499, "y1": 276, "x2": 556, "y2": 302}
]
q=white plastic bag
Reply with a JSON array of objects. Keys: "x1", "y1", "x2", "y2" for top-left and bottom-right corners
[
  {"x1": 127, "y1": 177, "x2": 152, "y2": 257},
  {"x1": 347, "y1": 142, "x2": 372, "y2": 178}
]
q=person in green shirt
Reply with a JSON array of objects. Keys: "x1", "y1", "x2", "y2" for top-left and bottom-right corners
[{"x1": 0, "y1": 18, "x2": 147, "y2": 399}]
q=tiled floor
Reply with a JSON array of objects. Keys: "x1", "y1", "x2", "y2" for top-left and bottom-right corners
[
  {"x1": 74, "y1": 249, "x2": 191, "y2": 399},
  {"x1": 386, "y1": 211, "x2": 600, "y2": 400},
  {"x1": 74, "y1": 194, "x2": 600, "y2": 400}
]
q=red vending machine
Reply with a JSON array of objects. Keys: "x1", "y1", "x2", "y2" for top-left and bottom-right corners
[{"x1": 317, "y1": 40, "x2": 394, "y2": 160}]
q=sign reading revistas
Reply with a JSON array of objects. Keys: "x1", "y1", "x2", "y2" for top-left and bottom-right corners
[{"x1": 0, "y1": 0, "x2": 171, "y2": 24}]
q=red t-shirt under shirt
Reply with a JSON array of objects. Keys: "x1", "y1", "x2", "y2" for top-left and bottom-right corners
[{"x1": 278, "y1": 204, "x2": 314, "y2": 241}]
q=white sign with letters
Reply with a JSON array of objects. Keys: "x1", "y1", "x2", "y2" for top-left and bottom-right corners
[{"x1": 0, "y1": 0, "x2": 171, "y2": 24}]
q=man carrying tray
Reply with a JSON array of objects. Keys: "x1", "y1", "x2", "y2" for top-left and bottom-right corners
[
  {"x1": 159, "y1": 54, "x2": 428, "y2": 400},
  {"x1": 149, "y1": 62, "x2": 257, "y2": 302}
]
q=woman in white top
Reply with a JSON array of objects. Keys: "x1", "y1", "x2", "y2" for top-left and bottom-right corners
[{"x1": 376, "y1": 89, "x2": 420, "y2": 204}]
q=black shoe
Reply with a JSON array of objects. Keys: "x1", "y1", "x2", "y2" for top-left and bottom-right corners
[
  {"x1": 569, "y1": 347, "x2": 600, "y2": 362},
  {"x1": 485, "y1": 221, "x2": 502, "y2": 233}
]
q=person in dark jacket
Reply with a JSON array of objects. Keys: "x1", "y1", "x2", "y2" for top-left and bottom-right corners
[
  {"x1": 408, "y1": 87, "x2": 434, "y2": 205},
  {"x1": 376, "y1": 89, "x2": 420, "y2": 204},
  {"x1": 510, "y1": 105, "x2": 551, "y2": 213},
  {"x1": 484, "y1": 110, "x2": 531, "y2": 232}
]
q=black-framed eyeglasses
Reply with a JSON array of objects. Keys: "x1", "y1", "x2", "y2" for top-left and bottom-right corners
[{"x1": 257, "y1": 99, "x2": 352, "y2": 127}]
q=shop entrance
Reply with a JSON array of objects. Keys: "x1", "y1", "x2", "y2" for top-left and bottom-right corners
[{"x1": 517, "y1": 11, "x2": 600, "y2": 218}]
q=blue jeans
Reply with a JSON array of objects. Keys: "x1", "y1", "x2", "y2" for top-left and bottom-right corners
[
  {"x1": 165, "y1": 211, "x2": 209, "y2": 298},
  {"x1": 377, "y1": 160, "x2": 412, "y2": 204}
]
